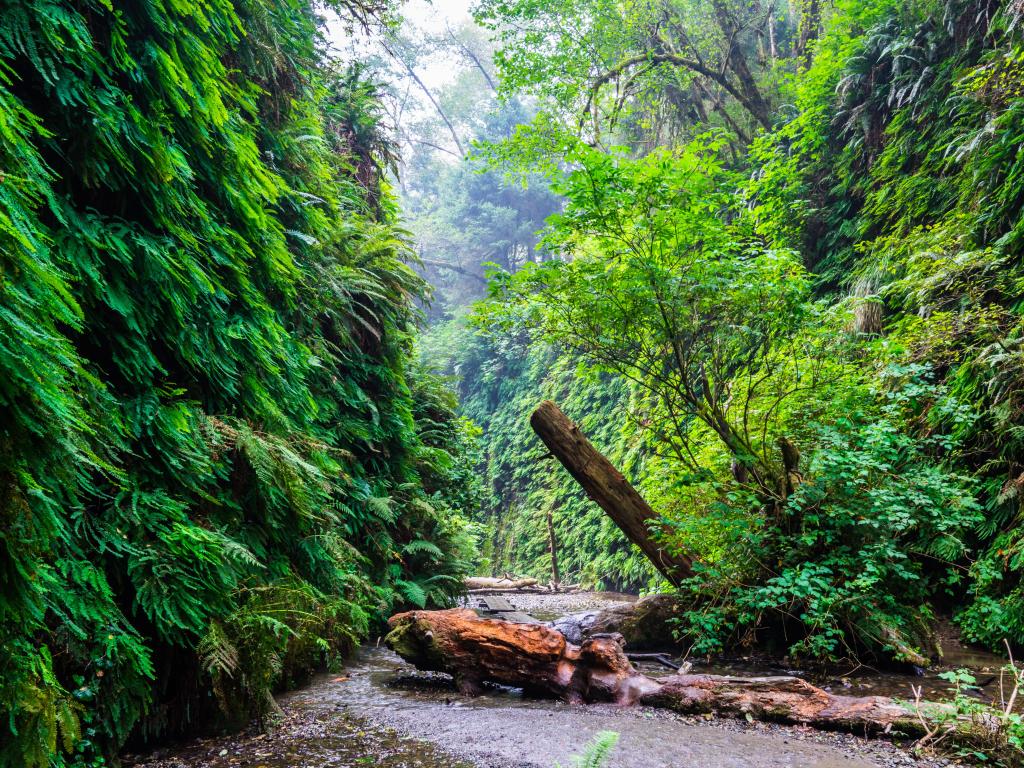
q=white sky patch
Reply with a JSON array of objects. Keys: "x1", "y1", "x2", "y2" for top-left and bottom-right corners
[{"x1": 322, "y1": 0, "x2": 476, "y2": 89}]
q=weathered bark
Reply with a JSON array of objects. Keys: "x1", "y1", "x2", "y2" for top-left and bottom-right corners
[
  {"x1": 530, "y1": 400, "x2": 694, "y2": 584},
  {"x1": 642, "y1": 674, "x2": 930, "y2": 735},
  {"x1": 387, "y1": 610, "x2": 941, "y2": 737},
  {"x1": 386, "y1": 608, "x2": 659, "y2": 704}
]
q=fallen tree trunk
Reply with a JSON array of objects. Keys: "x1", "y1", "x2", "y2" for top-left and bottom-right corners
[
  {"x1": 386, "y1": 608, "x2": 659, "y2": 704},
  {"x1": 642, "y1": 674, "x2": 928, "y2": 735},
  {"x1": 464, "y1": 576, "x2": 539, "y2": 590},
  {"x1": 530, "y1": 400, "x2": 693, "y2": 584},
  {"x1": 386, "y1": 609, "x2": 939, "y2": 737}
]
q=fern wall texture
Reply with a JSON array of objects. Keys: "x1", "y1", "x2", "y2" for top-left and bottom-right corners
[
  {"x1": 0, "y1": 1, "x2": 477, "y2": 765},
  {"x1": 747, "y1": 0, "x2": 1024, "y2": 651},
  {"x1": 427, "y1": 320, "x2": 660, "y2": 590}
]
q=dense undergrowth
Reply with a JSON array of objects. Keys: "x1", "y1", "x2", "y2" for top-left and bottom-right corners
[
  {"x1": 421, "y1": 0, "x2": 1024, "y2": 677},
  {"x1": 0, "y1": 1, "x2": 478, "y2": 765}
]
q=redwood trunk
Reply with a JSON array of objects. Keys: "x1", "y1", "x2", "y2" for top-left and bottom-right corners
[
  {"x1": 530, "y1": 400, "x2": 694, "y2": 584},
  {"x1": 387, "y1": 610, "x2": 938, "y2": 737}
]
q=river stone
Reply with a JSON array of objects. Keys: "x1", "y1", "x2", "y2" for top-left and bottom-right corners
[{"x1": 550, "y1": 594, "x2": 682, "y2": 650}]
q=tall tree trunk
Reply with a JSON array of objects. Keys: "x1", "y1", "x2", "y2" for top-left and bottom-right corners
[
  {"x1": 710, "y1": 0, "x2": 773, "y2": 127},
  {"x1": 530, "y1": 400, "x2": 694, "y2": 584},
  {"x1": 446, "y1": 25, "x2": 498, "y2": 93},
  {"x1": 545, "y1": 507, "x2": 560, "y2": 588},
  {"x1": 796, "y1": 0, "x2": 822, "y2": 66}
]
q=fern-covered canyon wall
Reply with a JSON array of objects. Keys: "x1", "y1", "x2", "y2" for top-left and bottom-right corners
[
  {"x1": 0, "y1": 1, "x2": 479, "y2": 765},
  {"x1": 396, "y1": 17, "x2": 662, "y2": 591},
  {"x1": 435, "y1": 326, "x2": 660, "y2": 589}
]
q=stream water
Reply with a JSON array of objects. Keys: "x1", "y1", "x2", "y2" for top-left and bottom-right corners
[
  {"x1": 275, "y1": 646, "x2": 929, "y2": 768},
  {"x1": 133, "y1": 590, "x2": 1012, "y2": 767}
]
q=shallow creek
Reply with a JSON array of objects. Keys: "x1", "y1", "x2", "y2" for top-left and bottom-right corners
[
  {"x1": 133, "y1": 592, "x2": 1006, "y2": 768},
  {"x1": 279, "y1": 646, "x2": 935, "y2": 768}
]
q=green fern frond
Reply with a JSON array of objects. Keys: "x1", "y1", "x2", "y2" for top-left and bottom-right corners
[
  {"x1": 402, "y1": 539, "x2": 445, "y2": 561},
  {"x1": 199, "y1": 621, "x2": 240, "y2": 679},
  {"x1": 554, "y1": 731, "x2": 620, "y2": 768},
  {"x1": 394, "y1": 579, "x2": 428, "y2": 608}
]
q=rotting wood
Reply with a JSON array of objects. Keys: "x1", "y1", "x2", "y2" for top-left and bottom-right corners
[
  {"x1": 465, "y1": 576, "x2": 539, "y2": 590},
  {"x1": 530, "y1": 400, "x2": 694, "y2": 585},
  {"x1": 387, "y1": 609, "x2": 946, "y2": 737},
  {"x1": 386, "y1": 608, "x2": 658, "y2": 704},
  {"x1": 641, "y1": 674, "x2": 932, "y2": 734}
]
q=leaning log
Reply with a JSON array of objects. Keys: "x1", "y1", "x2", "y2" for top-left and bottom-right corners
[
  {"x1": 530, "y1": 400, "x2": 693, "y2": 584},
  {"x1": 387, "y1": 610, "x2": 940, "y2": 737}
]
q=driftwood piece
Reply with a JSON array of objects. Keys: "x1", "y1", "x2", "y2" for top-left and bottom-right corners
[
  {"x1": 626, "y1": 652, "x2": 687, "y2": 671},
  {"x1": 386, "y1": 608, "x2": 659, "y2": 704},
  {"x1": 464, "y1": 576, "x2": 539, "y2": 590},
  {"x1": 530, "y1": 400, "x2": 693, "y2": 584},
  {"x1": 387, "y1": 609, "x2": 941, "y2": 737}
]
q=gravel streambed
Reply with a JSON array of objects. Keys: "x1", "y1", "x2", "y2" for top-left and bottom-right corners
[{"x1": 130, "y1": 592, "x2": 956, "y2": 768}]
